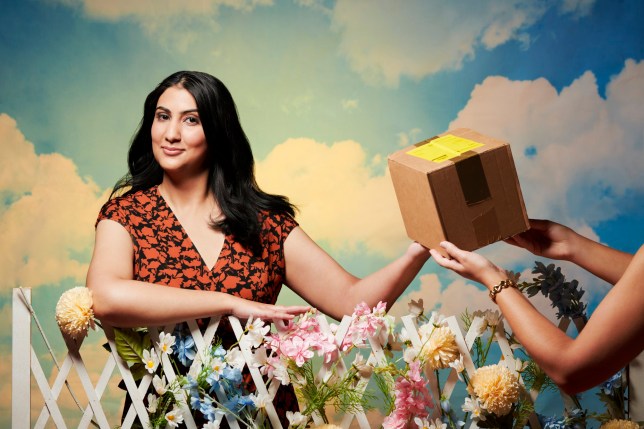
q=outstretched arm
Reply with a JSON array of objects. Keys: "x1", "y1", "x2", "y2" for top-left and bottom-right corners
[
  {"x1": 506, "y1": 219, "x2": 632, "y2": 284},
  {"x1": 87, "y1": 220, "x2": 309, "y2": 327},
  {"x1": 431, "y1": 241, "x2": 644, "y2": 394},
  {"x1": 283, "y1": 227, "x2": 431, "y2": 321}
]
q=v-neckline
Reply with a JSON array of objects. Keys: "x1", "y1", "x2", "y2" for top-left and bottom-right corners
[{"x1": 155, "y1": 186, "x2": 226, "y2": 272}]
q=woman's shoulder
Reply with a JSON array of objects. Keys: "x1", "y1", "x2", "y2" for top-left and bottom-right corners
[
  {"x1": 97, "y1": 186, "x2": 159, "y2": 225},
  {"x1": 258, "y1": 209, "x2": 299, "y2": 236}
]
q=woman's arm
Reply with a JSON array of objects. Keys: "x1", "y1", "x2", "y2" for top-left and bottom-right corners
[
  {"x1": 283, "y1": 227, "x2": 431, "y2": 320},
  {"x1": 87, "y1": 220, "x2": 309, "y2": 327},
  {"x1": 431, "y1": 241, "x2": 644, "y2": 394},
  {"x1": 506, "y1": 219, "x2": 632, "y2": 284}
]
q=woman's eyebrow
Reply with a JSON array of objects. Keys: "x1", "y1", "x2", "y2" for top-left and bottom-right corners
[{"x1": 155, "y1": 105, "x2": 199, "y2": 114}]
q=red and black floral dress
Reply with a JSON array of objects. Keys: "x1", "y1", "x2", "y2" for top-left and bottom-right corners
[{"x1": 97, "y1": 185, "x2": 299, "y2": 425}]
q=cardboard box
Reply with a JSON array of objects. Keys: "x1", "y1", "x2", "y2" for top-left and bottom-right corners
[{"x1": 388, "y1": 128, "x2": 529, "y2": 255}]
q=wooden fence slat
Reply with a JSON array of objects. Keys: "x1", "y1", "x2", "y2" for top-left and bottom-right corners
[{"x1": 12, "y1": 288, "x2": 32, "y2": 429}]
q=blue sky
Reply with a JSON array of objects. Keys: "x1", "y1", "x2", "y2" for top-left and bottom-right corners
[{"x1": 1, "y1": 0, "x2": 643, "y2": 425}]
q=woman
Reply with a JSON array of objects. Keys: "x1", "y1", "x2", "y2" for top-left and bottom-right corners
[
  {"x1": 86, "y1": 71, "x2": 431, "y2": 422},
  {"x1": 430, "y1": 219, "x2": 643, "y2": 394}
]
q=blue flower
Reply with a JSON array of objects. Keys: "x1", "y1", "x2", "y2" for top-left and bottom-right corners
[
  {"x1": 199, "y1": 397, "x2": 219, "y2": 422},
  {"x1": 174, "y1": 334, "x2": 196, "y2": 367},
  {"x1": 206, "y1": 372, "x2": 222, "y2": 393},
  {"x1": 222, "y1": 394, "x2": 256, "y2": 415},
  {"x1": 440, "y1": 399, "x2": 451, "y2": 413},
  {"x1": 223, "y1": 366, "x2": 242, "y2": 386},
  {"x1": 601, "y1": 371, "x2": 623, "y2": 395},
  {"x1": 212, "y1": 344, "x2": 226, "y2": 358},
  {"x1": 541, "y1": 415, "x2": 567, "y2": 429},
  {"x1": 182, "y1": 376, "x2": 200, "y2": 409}
]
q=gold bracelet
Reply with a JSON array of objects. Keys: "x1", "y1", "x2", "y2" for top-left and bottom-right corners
[{"x1": 489, "y1": 279, "x2": 517, "y2": 303}]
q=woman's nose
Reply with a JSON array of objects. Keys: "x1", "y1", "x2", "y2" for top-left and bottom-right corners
[{"x1": 165, "y1": 120, "x2": 181, "y2": 142}]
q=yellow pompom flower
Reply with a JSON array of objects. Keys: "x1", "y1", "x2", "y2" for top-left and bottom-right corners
[
  {"x1": 422, "y1": 326, "x2": 460, "y2": 370},
  {"x1": 468, "y1": 364, "x2": 520, "y2": 416},
  {"x1": 55, "y1": 287, "x2": 96, "y2": 340},
  {"x1": 600, "y1": 419, "x2": 640, "y2": 429}
]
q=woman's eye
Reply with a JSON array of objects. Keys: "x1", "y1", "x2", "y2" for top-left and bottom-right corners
[
  {"x1": 156, "y1": 112, "x2": 170, "y2": 121},
  {"x1": 185, "y1": 116, "x2": 200, "y2": 125}
]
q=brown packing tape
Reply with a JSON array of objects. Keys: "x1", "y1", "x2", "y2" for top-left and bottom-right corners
[
  {"x1": 452, "y1": 150, "x2": 501, "y2": 247},
  {"x1": 453, "y1": 151, "x2": 491, "y2": 205}
]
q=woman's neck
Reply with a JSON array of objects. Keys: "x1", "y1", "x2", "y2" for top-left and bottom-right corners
[{"x1": 158, "y1": 174, "x2": 218, "y2": 216}]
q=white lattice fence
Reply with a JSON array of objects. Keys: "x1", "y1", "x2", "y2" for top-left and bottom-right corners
[{"x1": 14, "y1": 287, "x2": 634, "y2": 428}]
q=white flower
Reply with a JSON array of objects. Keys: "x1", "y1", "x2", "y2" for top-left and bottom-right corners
[
  {"x1": 250, "y1": 346, "x2": 269, "y2": 369},
  {"x1": 252, "y1": 392, "x2": 272, "y2": 409},
  {"x1": 271, "y1": 357, "x2": 291, "y2": 385},
  {"x1": 399, "y1": 327, "x2": 411, "y2": 343},
  {"x1": 188, "y1": 352, "x2": 204, "y2": 378},
  {"x1": 165, "y1": 405, "x2": 184, "y2": 427},
  {"x1": 449, "y1": 356, "x2": 465, "y2": 381},
  {"x1": 429, "y1": 418, "x2": 447, "y2": 429},
  {"x1": 462, "y1": 396, "x2": 486, "y2": 421},
  {"x1": 515, "y1": 358, "x2": 528, "y2": 372},
  {"x1": 157, "y1": 332, "x2": 176, "y2": 355},
  {"x1": 408, "y1": 298, "x2": 424, "y2": 317},
  {"x1": 286, "y1": 411, "x2": 308, "y2": 428},
  {"x1": 245, "y1": 316, "x2": 271, "y2": 348},
  {"x1": 470, "y1": 314, "x2": 488, "y2": 336},
  {"x1": 484, "y1": 310, "x2": 502, "y2": 327},
  {"x1": 143, "y1": 348, "x2": 159, "y2": 373},
  {"x1": 414, "y1": 417, "x2": 431, "y2": 429},
  {"x1": 152, "y1": 374, "x2": 167, "y2": 395},
  {"x1": 428, "y1": 311, "x2": 446, "y2": 326},
  {"x1": 202, "y1": 421, "x2": 221, "y2": 429},
  {"x1": 225, "y1": 346, "x2": 245, "y2": 369},
  {"x1": 146, "y1": 393, "x2": 159, "y2": 413},
  {"x1": 209, "y1": 357, "x2": 225, "y2": 381},
  {"x1": 352, "y1": 353, "x2": 374, "y2": 378},
  {"x1": 403, "y1": 345, "x2": 420, "y2": 363}
]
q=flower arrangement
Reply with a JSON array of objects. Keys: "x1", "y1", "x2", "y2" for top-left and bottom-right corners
[{"x1": 52, "y1": 261, "x2": 640, "y2": 429}]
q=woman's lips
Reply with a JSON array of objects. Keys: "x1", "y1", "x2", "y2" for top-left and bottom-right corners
[{"x1": 162, "y1": 146, "x2": 184, "y2": 156}]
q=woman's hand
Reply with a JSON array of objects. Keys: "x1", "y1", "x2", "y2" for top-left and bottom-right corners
[
  {"x1": 228, "y1": 297, "x2": 310, "y2": 321},
  {"x1": 504, "y1": 219, "x2": 577, "y2": 261},
  {"x1": 406, "y1": 241, "x2": 432, "y2": 261},
  {"x1": 430, "y1": 241, "x2": 507, "y2": 289}
]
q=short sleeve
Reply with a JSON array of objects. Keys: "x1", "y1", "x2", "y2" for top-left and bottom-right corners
[{"x1": 95, "y1": 196, "x2": 135, "y2": 237}]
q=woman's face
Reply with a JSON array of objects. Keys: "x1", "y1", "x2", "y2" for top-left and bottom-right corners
[{"x1": 151, "y1": 86, "x2": 208, "y2": 178}]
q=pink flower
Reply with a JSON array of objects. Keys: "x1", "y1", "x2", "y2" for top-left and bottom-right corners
[
  {"x1": 384, "y1": 360, "x2": 433, "y2": 427},
  {"x1": 309, "y1": 331, "x2": 338, "y2": 363},
  {"x1": 353, "y1": 302, "x2": 371, "y2": 316},
  {"x1": 280, "y1": 335, "x2": 314, "y2": 367}
]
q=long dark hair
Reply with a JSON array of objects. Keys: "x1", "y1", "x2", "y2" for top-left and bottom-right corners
[{"x1": 112, "y1": 71, "x2": 296, "y2": 253}]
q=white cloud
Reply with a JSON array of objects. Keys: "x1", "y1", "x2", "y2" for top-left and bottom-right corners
[
  {"x1": 560, "y1": 0, "x2": 596, "y2": 17},
  {"x1": 52, "y1": 0, "x2": 273, "y2": 50},
  {"x1": 0, "y1": 114, "x2": 109, "y2": 289},
  {"x1": 60, "y1": 0, "x2": 272, "y2": 20},
  {"x1": 331, "y1": 0, "x2": 553, "y2": 86},
  {"x1": 256, "y1": 137, "x2": 408, "y2": 257}
]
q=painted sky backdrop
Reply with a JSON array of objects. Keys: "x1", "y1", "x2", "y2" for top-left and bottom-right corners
[{"x1": 1, "y1": 0, "x2": 643, "y2": 425}]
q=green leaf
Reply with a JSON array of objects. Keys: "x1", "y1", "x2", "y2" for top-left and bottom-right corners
[
  {"x1": 130, "y1": 363, "x2": 148, "y2": 381},
  {"x1": 114, "y1": 328, "x2": 146, "y2": 363}
]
